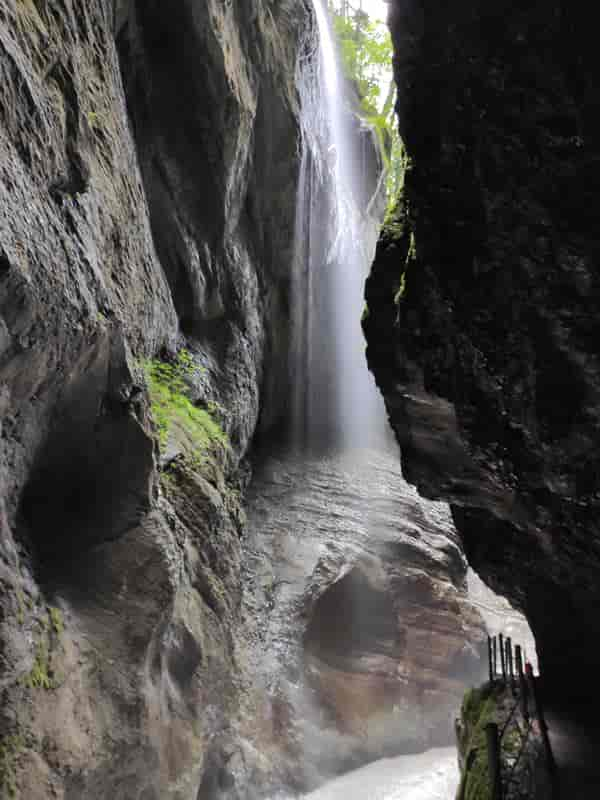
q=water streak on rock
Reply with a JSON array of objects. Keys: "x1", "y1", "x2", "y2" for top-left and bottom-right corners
[{"x1": 291, "y1": 0, "x2": 387, "y2": 450}]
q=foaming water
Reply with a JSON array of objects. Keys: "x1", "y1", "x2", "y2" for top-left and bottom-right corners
[{"x1": 302, "y1": 748, "x2": 459, "y2": 800}]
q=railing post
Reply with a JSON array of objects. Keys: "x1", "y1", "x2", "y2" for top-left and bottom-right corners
[
  {"x1": 515, "y1": 644, "x2": 523, "y2": 679},
  {"x1": 515, "y1": 645, "x2": 529, "y2": 721},
  {"x1": 499, "y1": 634, "x2": 506, "y2": 683},
  {"x1": 485, "y1": 722, "x2": 503, "y2": 800},
  {"x1": 506, "y1": 637, "x2": 515, "y2": 692},
  {"x1": 488, "y1": 635, "x2": 494, "y2": 683},
  {"x1": 493, "y1": 636, "x2": 497, "y2": 678}
]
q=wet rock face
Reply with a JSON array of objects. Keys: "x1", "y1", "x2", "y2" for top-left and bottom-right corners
[
  {"x1": 117, "y1": 0, "x2": 303, "y2": 446},
  {"x1": 241, "y1": 447, "x2": 487, "y2": 789},
  {"x1": 0, "y1": 1, "x2": 304, "y2": 797},
  {"x1": 364, "y1": 0, "x2": 600, "y2": 697}
]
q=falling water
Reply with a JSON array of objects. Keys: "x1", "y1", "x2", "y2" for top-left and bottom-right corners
[
  {"x1": 279, "y1": 3, "x2": 462, "y2": 797},
  {"x1": 292, "y1": 0, "x2": 389, "y2": 451}
]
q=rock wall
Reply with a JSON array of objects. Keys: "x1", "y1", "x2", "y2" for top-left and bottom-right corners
[
  {"x1": 364, "y1": 0, "x2": 600, "y2": 704},
  {"x1": 0, "y1": 0, "x2": 306, "y2": 797}
]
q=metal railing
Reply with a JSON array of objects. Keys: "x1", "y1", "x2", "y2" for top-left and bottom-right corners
[{"x1": 483, "y1": 635, "x2": 558, "y2": 800}]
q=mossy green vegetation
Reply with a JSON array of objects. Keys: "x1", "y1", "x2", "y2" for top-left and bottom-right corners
[
  {"x1": 459, "y1": 684, "x2": 499, "y2": 800},
  {"x1": 18, "y1": 606, "x2": 64, "y2": 691},
  {"x1": 87, "y1": 110, "x2": 103, "y2": 130},
  {"x1": 0, "y1": 733, "x2": 24, "y2": 799},
  {"x1": 49, "y1": 606, "x2": 63, "y2": 636},
  {"x1": 22, "y1": 639, "x2": 53, "y2": 690},
  {"x1": 382, "y1": 200, "x2": 407, "y2": 241},
  {"x1": 461, "y1": 685, "x2": 496, "y2": 735},
  {"x1": 503, "y1": 726, "x2": 522, "y2": 757},
  {"x1": 143, "y1": 351, "x2": 229, "y2": 469},
  {"x1": 381, "y1": 187, "x2": 417, "y2": 305},
  {"x1": 381, "y1": 145, "x2": 411, "y2": 238},
  {"x1": 393, "y1": 272, "x2": 407, "y2": 305},
  {"x1": 394, "y1": 231, "x2": 417, "y2": 304}
]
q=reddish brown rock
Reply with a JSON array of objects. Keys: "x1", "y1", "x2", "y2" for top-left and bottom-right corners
[{"x1": 241, "y1": 447, "x2": 487, "y2": 787}]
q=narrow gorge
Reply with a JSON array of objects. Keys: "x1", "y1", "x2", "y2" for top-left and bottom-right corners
[{"x1": 0, "y1": 1, "x2": 595, "y2": 799}]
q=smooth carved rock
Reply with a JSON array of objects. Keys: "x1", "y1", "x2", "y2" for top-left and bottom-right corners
[{"x1": 241, "y1": 447, "x2": 487, "y2": 789}]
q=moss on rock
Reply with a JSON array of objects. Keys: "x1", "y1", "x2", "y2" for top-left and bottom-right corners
[
  {"x1": 457, "y1": 684, "x2": 499, "y2": 800},
  {"x1": 49, "y1": 606, "x2": 63, "y2": 636},
  {"x1": 18, "y1": 606, "x2": 64, "y2": 691},
  {"x1": 143, "y1": 351, "x2": 229, "y2": 469},
  {"x1": 0, "y1": 733, "x2": 24, "y2": 798},
  {"x1": 21, "y1": 639, "x2": 53, "y2": 690},
  {"x1": 456, "y1": 680, "x2": 553, "y2": 800},
  {"x1": 381, "y1": 193, "x2": 409, "y2": 242},
  {"x1": 380, "y1": 188, "x2": 417, "y2": 305}
]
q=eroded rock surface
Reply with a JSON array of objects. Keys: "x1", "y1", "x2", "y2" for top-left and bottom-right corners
[
  {"x1": 364, "y1": 0, "x2": 600, "y2": 703},
  {"x1": 0, "y1": 0, "x2": 305, "y2": 796},
  {"x1": 240, "y1": 446, "x2": 486, "y2": 790}
]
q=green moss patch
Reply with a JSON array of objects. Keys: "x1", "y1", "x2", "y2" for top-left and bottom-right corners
[
  {"x1": 0, "y1": 733, "x2": 24, "y2": 798},
  {"x1": 20, "y1": 634, "x2": 54, "y2": 690},
  {"x1": 393, "y1": 272, "x2": 407, "y2": 305},
  {"x1": 18, "y1": 606, "x2": 64, "y2": 691},
  {"x1": 382, "y1": 193, "x2": 409, "y2": 241},
  {"x1": 49, "y1": 606, "x2": 63, "y2": 636},
  {"x1": 22, "y1": 640, "x2": 53, "y2": 690},
  {"x1": 459, "y1": 684, "x2": 500, "y2": 800},
  {"x1": 143, "y1": 351, "x2": 229, "y2": 468},
  {"x1": 380, "y1": 190, "x2": 418, "y2": 305}
]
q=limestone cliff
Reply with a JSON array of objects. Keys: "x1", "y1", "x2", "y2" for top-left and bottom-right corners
[
  {"x1": 364, "y1": 0, "x2": 600, "y2": 707},
  {"x1": 0, "y1": 1, "x2": 305, "y2": 796}
]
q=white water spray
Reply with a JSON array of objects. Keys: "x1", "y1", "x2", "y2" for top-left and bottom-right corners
[
  {"x1": 311, "y1": 0, "x2": 338, "y2": 95},
  {"x1": 286, "y1": 5, "x2": 462, "y2": 797},
  {"x1": 292, "y1": 0, "x2": 389, "y2": 451},
  {"x1": 303, "y1": 748, "x2": 459, "y2": 800}
]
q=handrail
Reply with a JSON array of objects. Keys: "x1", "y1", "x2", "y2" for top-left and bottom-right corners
[{"x1": 482, "y1": 634, "x2": 559, "y2": 800}]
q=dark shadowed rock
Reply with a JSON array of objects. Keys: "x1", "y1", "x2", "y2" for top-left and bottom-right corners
[{"x1": 364, "y1": 0, "x2": 600, "y2": 708}]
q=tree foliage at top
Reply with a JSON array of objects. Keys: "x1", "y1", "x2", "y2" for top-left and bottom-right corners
[{"x1": 327, "y1": 0, "x2": 403, "y2": 208}]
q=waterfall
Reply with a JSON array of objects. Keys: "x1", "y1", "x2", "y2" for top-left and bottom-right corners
[
  {"x1": 249, "y1": 12, "x2": 486, "y2": 799},
  {"x1": 291, "y1": 0, "x2": 390, "y2": 451}
]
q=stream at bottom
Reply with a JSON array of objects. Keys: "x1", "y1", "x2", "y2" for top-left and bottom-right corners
[{"x1": 301, "y1": 747, "x2": 459, "y2": 800}]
